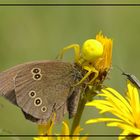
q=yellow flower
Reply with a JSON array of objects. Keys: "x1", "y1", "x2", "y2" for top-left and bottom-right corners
[
  {"x1": 58, "y1": 32, "x2": 113, "y2": 85},
  {"x1": 86, "y1": 81, "x2": 140, "y2": 140},
  {"x1": 34, "y1": 121, "x2": 87, "y2": 140},
  {"x1": 85, "y1": 32, "x2": 113, "y2": 85}
]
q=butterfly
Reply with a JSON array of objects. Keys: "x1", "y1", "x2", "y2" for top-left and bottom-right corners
[{"x1": 0, "y1": 60, "x2": 86, "y2": 124}]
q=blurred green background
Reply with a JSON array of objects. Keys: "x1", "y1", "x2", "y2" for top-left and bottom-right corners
[{"x1": 0, "y1": 0, "x2": 140, "y2": 140}]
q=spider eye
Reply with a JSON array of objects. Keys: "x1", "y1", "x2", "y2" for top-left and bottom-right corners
[{"x1": 81, "y1": 39, "x2": 103, "y2": 61}]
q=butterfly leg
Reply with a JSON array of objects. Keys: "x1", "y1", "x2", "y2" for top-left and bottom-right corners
[
  {"x1": 57, "y1": 44, "x2": 80, "y2": 63},
  {"x1": 75, "y1": 65, "x2": 99, "y2": 86}
]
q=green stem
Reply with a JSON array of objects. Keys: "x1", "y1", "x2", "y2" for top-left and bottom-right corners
[
  {"x1": 70, "y1": 96, "x2": 87, "y2": 134},
  {"x1": 70, "y1": 86, "x2": 98, "y2": 134}
]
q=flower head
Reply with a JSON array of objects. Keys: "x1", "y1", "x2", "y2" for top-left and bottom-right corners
[
  {"x1": 86, "y1": 81, "x2": 140, "y2": 140},
  {"x1": 93, "y1": 32, "x2": 113, "y2": 84},
  {"x1": 79, "y1": 33, "x2": 113, "y2": 88},
  {"x1": 81, "y1": 32, "x2": 113, "y2": 85},
  {"x1": 58, "y1": 32, "x2": 113, "y2": 86}
]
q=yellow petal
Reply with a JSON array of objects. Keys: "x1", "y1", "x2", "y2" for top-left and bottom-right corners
[
  {"x1": 71, "y1": 126, "x2": 81, "y2": 140},
  {"x1": 34, "y1": 138, "x2": 38, "y2": 140},
  {"x1": 101, "y1": 89, "x2": 134, "y2": 123},
  {"x1": 135, "y1": 137, "x2": 140, "y2": 140},
  {"x1": 107, "y1": 122, "x2": 140, "y2": 135},
  {"x1": 127, "y1": 81, "x2": 140, "y2": 123},
  {"x1": 118, "y1": 130, "x2": 130, "y2": 140},
  {"x1": 80, "y1": 137, "x2": 88, "y2": 140},
  {"x1": 73, "y1": 126, "x2": 83, "y2": 135},
  {"x1": 62, "y1": 121, "x2": 70, "y2": 135},
  {"x1": 87, "y1": 93, "x2": 134, "y2": 124},
  {"x1": 33, "y1": 137, "x2": 49, "y2": 140},
  {"x1": 86, "y1": 118, "x2": 122, "y2": 124},
  {"x1": 86, "y1": 100, "x2": 112, "y2": 107},
  {"x1": 102, "y1": 88, "x2": 132, "y2": 113},
  {"x1": 61, "y1": 121, "x2": 70, "y2": 140},
  {"x1": 57, "y1": 137, "x2": 61, "y2": 140}
]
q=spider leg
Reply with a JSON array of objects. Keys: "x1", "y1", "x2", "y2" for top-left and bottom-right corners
[
  {"x1": 74, "y1": 65, "x2": 99, "y2": 86},
  {"x1": 74, "y1": 65, "x2": 92, "y2": 86},
  {"x1": 56, "y1": 44, "x2": 80, "y2": 63},
  {"x1": 88, "y1": 67, "x2": 99, "y2": 84}
]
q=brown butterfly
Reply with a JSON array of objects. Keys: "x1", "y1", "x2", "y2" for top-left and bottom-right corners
[{"x1": 0, "y1": 60, "x2": 86, "y2": 124}]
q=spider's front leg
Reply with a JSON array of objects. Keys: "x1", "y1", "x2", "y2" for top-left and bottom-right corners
[
  {"x1": 57, "y1": 44, "x2": 80, "y2": 63},
  {"x1": 86, "y1": 66, "x2": 99, "y2": 84},
  {"x1": 74, "y1": 65, "x2": 99, "y2": 86}
]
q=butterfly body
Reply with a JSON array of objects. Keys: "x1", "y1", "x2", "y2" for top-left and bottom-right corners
[{"x1": 0, "y1": 60, "x2": 84, "y2": 124}]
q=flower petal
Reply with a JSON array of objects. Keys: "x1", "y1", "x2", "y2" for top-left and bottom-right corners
[
  {"x1": 118, "y1": 130, "x2": 130, "y2": 140},
  {"x1": 86, "y1": 118, "x2": 122, "y2": 124},
  {"x1": 107, "y1": 122, "x2": 140, "y2": 135}
]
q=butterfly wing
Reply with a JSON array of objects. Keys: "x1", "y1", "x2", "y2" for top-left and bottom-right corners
[
  {"x1": 15, "y1": 61, "x2": 77, "y2": 123},
  {"x1": 0, "y1": 64, "x2": 26, "y2": 105},
  {"x1": 0, "y1": 61, "x2": 47, "y2": 105}
]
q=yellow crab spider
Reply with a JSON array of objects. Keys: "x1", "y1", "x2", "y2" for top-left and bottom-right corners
[{"x1": 58, "y1": 39, "x2": 103, "y2": 85}]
